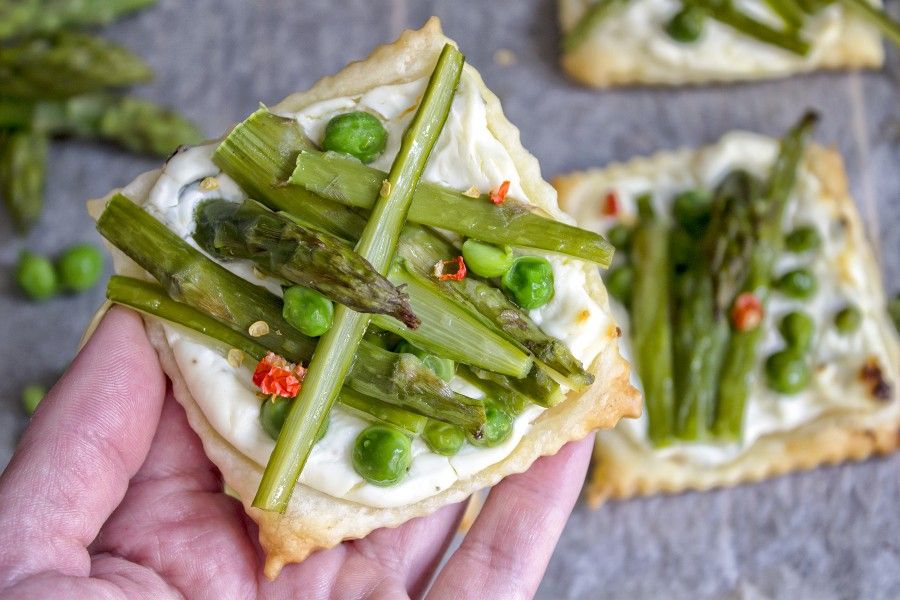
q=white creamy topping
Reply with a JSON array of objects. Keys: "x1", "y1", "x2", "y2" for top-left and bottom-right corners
[
  {"x1": 567, "y1": 0, "x2": 879, "y2": 80},
  {"x1": 568, "y1": 132, "x2": 894, "y2": 466},
  {"x1": 141, "y1": 70, "x2": 609, "y2": 507}
]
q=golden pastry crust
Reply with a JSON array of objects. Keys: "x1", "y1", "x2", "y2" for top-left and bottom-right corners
[
  {"x1": 558, "y1": 0, "x2": 884, "y2": 88},
  {"x1": 555, "y1": 142, "x2": 900, "y2": 507},
  {"x1": 88, "y1": 18, "x2": 640, "y2": 578}
]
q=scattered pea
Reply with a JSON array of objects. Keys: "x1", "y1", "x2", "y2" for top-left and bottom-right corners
[
  {"x1": 606, "y1": 223, "x2": 633, "y2": 252},
  {"x1": 671, "y1": 188, "x2": 712, "y2": 236},
  {"x1": 282, "y1": 286, "x2": 334, "y2": 337},
  {"x1": 765, "y1": 350, "x2": 810, "y2": 394},
  {"x1": 665, "y1": 6, "x2": 706, "y2": 43},
  {"x1": 605, "y1": 264, "x2": 634, "y2": 306},
  {"x1": 322, "y1": 111, "x2": 387, "y2": 164},
  {"x1": 396, "y1": 341, "x2": 455, "y2": 382},
  {"x1": 501, "y1": 256, "x2": 555, "y2": 309},
  {"x1": 57, "y1": 243, "x2": 104, "y2": 292},
  {"x1": 352, "y1": 425, "x2": 412, "y2": 486},
  {"x1": 779, "y1": 311, "x2": 815, "y2": 351},
  {"x1": 785, "y1": 225, "x2": 821, "y2": 253},
  {"x1": 775, "y1": 268, "x2": 817, "y2": 299},
  {"x1": 834, "y1": 305, "x2": 861, "y2": 334},
  {"x1": 15, "y1": 251, "x2": 57, "y2": 301},
  {"x1": 422, "y1": 420, "x2": 465, "y2": 456},
  {"x1": 461, "y1": 239, "x2": 514, "y2": 278},
  {"x1": 467, "y1": 402, "x2": 513, "y2": 448},
  {"x1": 259, "y1": 397, "x2": 328, "y2": 441},
  {"x1": 22, "y1": 384, "x2": 46, "y2": 415}
]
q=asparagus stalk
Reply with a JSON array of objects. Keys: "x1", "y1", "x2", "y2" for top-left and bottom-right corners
[
  {"x1": 212, "y1": 108, "x2": 366, "y2": 240},
  {"x1": 254, "y1": 44, "x2": 466, "y2": 512},
  {"x1": 631, "y1": 195, "x2": 675, "y2": 446},
  {"x1": 703, "y1": 3, "x2": 811, "y2": 55},
  {"x1": 106, "y1": 275, "x2": 429, "y2": 435},
  {"x1": 458, "y1": 367, "x2": 532, "y2": 415},
  {"x1": 561, "y1": 0, "x2": 626, "y2": 53},
  {"x1": 0, "y1": 31, "x2": 153, "y2": 99},
  {"x1": 374, "y1": 259, "x2": 532, "y2": 377},
  {"x1": 763, "y1": 0, "x2": 807, "y2": 29},
  {"x1": 193, "y1": 199, "x2": 419, "y2": 328},
  {"x1": 712, "y1": 112, "x2": 817, "y2": 440},
  {"x1": 398, "y1": 225, "x2": 594, "y2": 389},
  {"x1": 0, "y1": 94, "x2": 203, "y2": 157},
  {"x1": 838, "y1": 0, "x2": 900, "y2": 46},
  {"x1": 0, "y1": 129, "x2": 47, "y2": 231},
  {"x1": 98, "y1": 203, "x2": 482, "y2": 429},
  {"x1": 0, "y1": 0, "x2": 155, "y2": 41},
  {"x1": 291, "y1": 150, "x2": 615, "y2": 267},
  {"x1": 468, "y1": 363, "x2": 565, "y2": 408}
]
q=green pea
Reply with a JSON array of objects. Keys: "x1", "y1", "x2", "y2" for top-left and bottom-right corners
[
  {"x1": 765, "y1": 350, "x2": 811, "y2": 394},
  {"x1": 352, "y1": 425, "x2": 412, "y2": 486},
  {"x1": 282, "y1": 286, "x2": 334, "y2": 337},
  {"x1": 396, "y1": 341, "x2": 455, "y2": 382},
  {"x1": 259, "y1": 397, "x2": 328, "y2": 441},
  {"x1": 422, "y1": 420, "x2": 465, "y2": 456},
  {"x1": 834, "y1": 305, "x2": 861, "y2": 334},
  {"x1": 15, "y1": 251, "x2": 58, "y2": 301},
  {"x1": 785, "y1": 225, "x2": 821, "y2": 253},
  {"x1": 671, "y1": 188, "x2": 712, "y2": 236},
  {"x1": 890, "y1": 294, "x2": 900, "y2": 333},
  {"x1": 461, "y1": 239, "x2": 514, "y2": 278},
  {"x1": 775, "y1": 268, "x2": 817, "y2": 299},
  {"x1": 467, "y1": 402, "x2": 513, "y2": 448},
  {"x1": 501, "y1": 256, "x2": 555, "y2": 309},
  {"x1": 57, "y1": 244, "x2": 104, "y2": 292},
  {"x1": 665, "y1": 6, "x2": 705, "y2": 43},
  {"x1": 605, "y1": 264, "x2": 633, "y2": 306},
  {"x1": 22, "y1": 384, "x2": 46, "y2": 415},
  {"x1": 779, "y1": 311, "x2": 815, "y2": 351},
  {"x1": 322, "y1": 111, "x2": 387, "y2": 164},
  {"x1": 606, "y1": 224, "x2": 633, "y2": 252}
]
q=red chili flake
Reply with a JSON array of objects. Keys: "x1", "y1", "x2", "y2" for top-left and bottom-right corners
[
  {"x1": 731, "y1": 293, "x2": 764, "y2": 332},
  {"x1": 252, "y1": 352, "x2": 306, "y2": 398},
  {"x1": 601, "y1": 190, "x2": 619, "y2": 216},
  {"x1": 490, "y1": 180, "x2": 510, "y2": 205},
  {"x1": 433, "y1": 256, "x2": 467, "y2": 281}
]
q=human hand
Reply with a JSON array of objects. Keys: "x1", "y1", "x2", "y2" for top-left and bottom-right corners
[{"x1": 0, "y1": 307, "x2": 592, "y2": 599}]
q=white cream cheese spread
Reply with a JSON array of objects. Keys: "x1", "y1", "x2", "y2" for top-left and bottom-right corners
[{"x1": 134, "y1": 70, "x2": 609, "y2": 507}]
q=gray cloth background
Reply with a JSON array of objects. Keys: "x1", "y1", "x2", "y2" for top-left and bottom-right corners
[{"x1": 0, "y1": 1, "x2": 897, "y2": 598}]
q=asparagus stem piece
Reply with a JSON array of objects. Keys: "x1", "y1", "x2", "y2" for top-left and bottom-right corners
[
  {"x1": 1, "y1": 94, "x2": 203, "y2": 156},
  {"x1": 631, "y1": 195, "x2": 675, "y2": 446},
  {"x1": 561, "y1": 0, "x2": 626, "y2": 53},
  {"x1": 254, "y1": 44, "x2": 466, "y2": 513},
  {"x1": 107, "y1": 275, "x2": 429, "y2": 435},
  {"x1": 838, "y1": 0, "x2": 900, "y2": 46},
  {"x1": 704, "y1": 4, "x2": 811, "y2": 55},
  {"x1": 99, "y1": 204, "x2": 481, "y2": 428},
  {"x1": 0, "y1": 31, "x2": 153, "y2": 99},
  {"x1": 194, "y1": 199, "x2": 419, "y2": 328},
  {"x1": 398, "y1": 225, "x2": 594, "y2": 389},
  {"x1": 212, "y1": 108, "x2": 366, "y2": 240},
  {"x1": 373, "y1": 259, "x2": 532, "y2": 377},
  {"x1": 458, "y1": 367, "x2": 532, "y2": 415},
  {"x1": 291, "y1": 150, "x2": 614, "y2": 267},
  {"x1": 0, "y1": 0, "x2": 155, "y2": 41},
  {"x1": 0, "y1": 129, "x2": 46, "y2": 232},
  {"x1": 468, "y1": 363, "x2": 565, "y2": 408},
  {"x1": 763, "y1": 0, "x2": 807, "y2": 29},
  {"x1": 712, "y1": 112, "x2": 817, "y2": 440}
]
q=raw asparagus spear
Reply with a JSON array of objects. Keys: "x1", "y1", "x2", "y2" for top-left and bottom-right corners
[
  {"x1": 0, "y1": 0, "x2": 155, "y2": 41},
  {"x1": 106, "y1": 275, "x2": 428, "y2": 435},
  {"x1": 0, "y1": 94, "x2": 203, "y2": 156},
  {"x1": 561, "y1": 0, "x2": 626, "y2": 52},
  {"x1": 374, "y1": 259, "x2": 532, "y2": 377},
  {"x1": 712, "y1": 112, "x2": 817, "y2": 440},
  {"x1": 193, "y1": 198, "x2": 419, "y2": 328},
  {"x1": 254, "y1": 44, "x2": 465, "y2": 512},
  {"x1": 0, "y1": 31, "x2": 153, "y2": 99},
  {"x1": 0, "y1": 129, "x2": 47, "y2": 231},
  {"x1": 291, "y1": 150, "x2": 615, "y2": 267},
  {"x1": 631, "y1": 195, "x2": 675, "y2": 446},
  {"x1": 398, "y1": 225, "x2": 594, "y2": 389},
  {"x1": 98, "y1": 200, "x2": 483, "y2": 431}
]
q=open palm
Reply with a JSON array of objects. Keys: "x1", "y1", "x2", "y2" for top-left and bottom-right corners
[{"x1": 0, "y1": 308, "x2": 591, "y2": 599}]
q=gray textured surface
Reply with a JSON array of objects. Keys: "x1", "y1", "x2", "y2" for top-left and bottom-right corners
[{"x1": 1, "y1": 1, "x2": 898, "y2": 598}]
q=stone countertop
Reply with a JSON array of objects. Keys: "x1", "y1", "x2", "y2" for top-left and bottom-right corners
[{"x1": 0, "y1": 1, "x2": 897, "y2": 598}]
